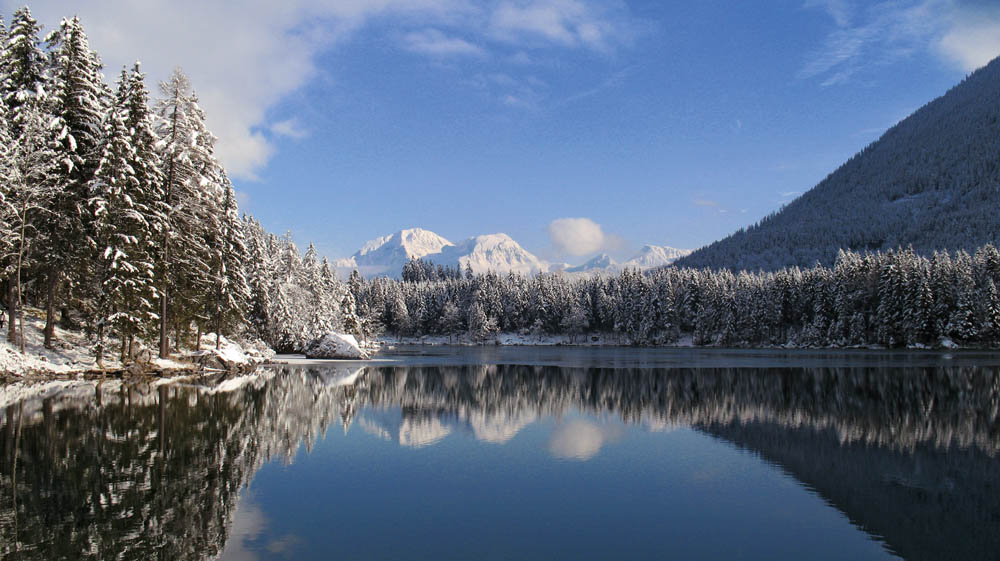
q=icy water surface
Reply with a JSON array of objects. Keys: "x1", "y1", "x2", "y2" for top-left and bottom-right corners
[{"x1": 2, "y1": 346, "x2": 999, "y2": 560}]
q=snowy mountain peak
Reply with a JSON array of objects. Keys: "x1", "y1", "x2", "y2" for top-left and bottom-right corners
[
  {"x1": 356, "y1": 227, "x2": 453, "y2": 258},
  {"x1": 623, "y1": 245, "x2": 692, "y2": 269},
  {"x1": 567, "y1": 253, "x2": 617, "y2": 273},
  {"x1": 338, "y1": 229, "x2": 546, "y2": 278},
  {"x1": 341, "y1": 228, "x2": 454, "y2": 277},
  {"x1": 443, "y1": 233, "x2": 547, "y2": 276}
]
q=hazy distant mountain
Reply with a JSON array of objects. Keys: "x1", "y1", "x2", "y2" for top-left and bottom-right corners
[
  {"x1": 677, "y1": 55, "x2": 1000, "y2": 272},
  {"x1": 337, "y1": 229, "x2": 546, "y2": 277},
  {"x1": 565, "y1": 246, "x2": 691, "y2": 275},
  {"x1": 566, "y1": 253, "x2": 617, "y2": 273},
  {"x1": 622, "y1": 245, "x2": 692, "y2": 269}
]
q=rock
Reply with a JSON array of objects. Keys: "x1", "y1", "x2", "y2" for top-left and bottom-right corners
[
  {"x1": 304, "y1": 333, "x2": 369, "y2": 360},
  {"x1": 191, "y1": 350, "x2": 229, "y2": 370}
]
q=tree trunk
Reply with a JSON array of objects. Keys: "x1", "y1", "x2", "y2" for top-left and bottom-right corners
[
  {"x1": 43, "y1": 272, "x2": 56, "y2": 349},
  {"x1": 6, "y1": 278, "x2": 15, "y2": 344},
  {"x1": 215, "y1": 305, "x2": 222, "y2": 350},
  {"x1": 195, "y1": 325, "x2": 202, "y2": 351},
  {"x1": 120, "y1": 334, "x2": 128, "y2": 366},
  {"x1": 158, "y1": 248, "x2": 169, "y2": 358},
  {"x1": 95, "y1": 323, "x2": 104, "y2": 369},
  {"x1": 159, "y1": 103, "x2": 180, "y2": 360},
  {"x1": 15, "y1": 215, "x2": 26, "y2": 354}
]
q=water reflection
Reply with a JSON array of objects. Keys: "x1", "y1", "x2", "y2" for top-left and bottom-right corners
[{"x1": 0, "y1": 359, "x2": 997, "y2": 560}]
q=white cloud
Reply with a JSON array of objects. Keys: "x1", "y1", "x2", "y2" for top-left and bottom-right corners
[
  {"x1": 803, "y1": 0, "x2": 1000, "y2": 85},
  {"x1": 271, "y1": 118, "x2": 308, "y2": 139},
  {"x1": 403, "y1": 28, "x2": 485, "y2": 57},
  {"x1": 12, "y1": 1, "x2": 639, "y2": 179},
  {"x1": 938, "y1": 17, "x2": 1000, "y2": 71},
  {"x1": 547, "y1": 217, "x2": 623, "y2": 257},
  {"x1": 489, "y1": 0, "x2": 636, "y2": 51},
  {"x1": 8, "y1": 0, "x2": 463, "y2": 180}
]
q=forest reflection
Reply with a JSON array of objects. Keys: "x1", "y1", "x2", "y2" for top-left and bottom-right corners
[{"x1": 0, "y1": 362, "x2": 997, "y2": 560}]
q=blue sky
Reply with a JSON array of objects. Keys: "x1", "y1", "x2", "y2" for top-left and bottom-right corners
[{"x1": 15, "y1": 1, "x2": 1000, "y2": 263}]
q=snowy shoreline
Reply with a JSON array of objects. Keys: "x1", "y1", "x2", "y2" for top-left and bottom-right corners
[
  {"x1": 1, "y1": 313, "x2": 274, "y2": 381},
  {"x1": 373, "y1": 332, "x2": 966, "y2": 351}
]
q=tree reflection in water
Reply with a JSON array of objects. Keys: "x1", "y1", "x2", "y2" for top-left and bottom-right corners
[{"x1": 0, "y1": 362, "x2": 997, "y2": 560}]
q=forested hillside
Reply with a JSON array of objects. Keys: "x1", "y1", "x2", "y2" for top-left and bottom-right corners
[{"x1": 677, "y1": 55, "x2": 1000, "y2": 272}]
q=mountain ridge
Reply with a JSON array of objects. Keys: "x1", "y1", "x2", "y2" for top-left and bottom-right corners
[
  {"x1": 337, "y1": 229, "x2": 690, "y2": 278},
  {"x1": 675, "y1": 55, "x2": 1000, "y2": 272}
]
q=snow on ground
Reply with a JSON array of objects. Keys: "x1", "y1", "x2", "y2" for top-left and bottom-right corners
[
  {"x1": 191, "y1": 333, "x2": 276, "y2": 370},
  {"x1": 0, "y1": 311, "x2": 111, "y2": 375},
  {"x1": 303, "y1": 333, "x2": 369, "y2": 359},
  {"x1": 0, "y1": 309, "x2": 276, "y2": 378},
  {"x1": 378, "y1": 332, "x2": 630, "y2": 347}
]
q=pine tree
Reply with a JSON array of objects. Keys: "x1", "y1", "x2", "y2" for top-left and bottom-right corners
[
  {"x1": 41, "y1": 16, "x2": 107, "y2": 348},
  {"x1": 207, "y1": 174, "x2": 250, "y2": 348},
  {"x1": 6, "y1": 100, "x2": 60, "y2": 350},
  {"x1": 2, "y1": 7, "x2": 46, "y2": 127},
  {"x1": 89, "y1": 73, "x2": 157, "y2": 366},
  {"x1": 152, "y1": 68, "x2": 215, "y2": 357}
]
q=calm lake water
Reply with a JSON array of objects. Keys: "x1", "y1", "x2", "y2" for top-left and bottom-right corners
[{"x1": 2, "y1": 346, "x2": 999, "y2": 560}]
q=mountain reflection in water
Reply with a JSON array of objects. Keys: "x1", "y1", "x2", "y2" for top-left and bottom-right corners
[{"x1": 0, "y1": 353, "x2": 998, "y2": 560}]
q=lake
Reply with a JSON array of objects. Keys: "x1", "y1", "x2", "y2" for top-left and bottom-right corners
[{"x1": 1, "y1": 346, "x2": 998, "y2": 560}]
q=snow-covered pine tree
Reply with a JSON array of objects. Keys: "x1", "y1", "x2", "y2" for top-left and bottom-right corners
[
  {"x1": 1, "y1": 7, "x2": 46, "y2": 128},
  {"x1": 123, "y1": 63, "x2": 168, "y2": 308},
  {"x1": 152, "y1": 67, "x2": 215, "y2": 357},
  {"x1": 241, "y1": 215, "x2": 275, "y2": 339},
  {"x1": 89, "y1": 71, "x2": 158, "y2": 366},
  {"x1": 0, "y1": 99, "x2": 16, "y2": 341},
  {"x1": 320, "y1": 257, "x2": 343, "y2": 331},
  {"x1": 41, "y1": 16, "x2": 106, "y2": 348},
  {"x1": 206, "y1": 173, "x2": 250, "y2": 349},
  {"x1": 340, "y1": 286, "x2": 362, "y2": 341},
  {"x1": 6, "y1": 100, "x2": 61, "y2": 350}
]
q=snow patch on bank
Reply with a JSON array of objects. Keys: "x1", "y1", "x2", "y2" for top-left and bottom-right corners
[
  {"x1": 304, "y1": 333, "x2": 369, "y2": 359},
  {"x1": 0, "y1": 311, "x2": 275, "y2": 377}
]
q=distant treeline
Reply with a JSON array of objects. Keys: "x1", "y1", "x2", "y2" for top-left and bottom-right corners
[{"x1": 352, "y1": 246, "x2": 1000, "y2": 348}]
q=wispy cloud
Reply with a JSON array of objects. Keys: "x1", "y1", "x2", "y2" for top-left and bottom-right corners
[
  {"x1": 489, "y1": 0, "x2": 638, "y2": 52},
  {"x1": 558, "y1": 66, "x2": 631, "y2": 106},
  {"x1": 802, "y1": 0, "x2": 1000, "y2": 86},
  {"x1": 271, "y1": 117, "x2": 308, "y2": 139},
  {"x1": 403, "y1": 28, "x2": 486, "y2": 57}
]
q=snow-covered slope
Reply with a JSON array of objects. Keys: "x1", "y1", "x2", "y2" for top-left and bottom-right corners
[
  {"x1": 337, "y1": 228, "x2": 687, "y2": 278},
  {"x1": 621, "y1": 245, "x2": 692, "y2": 269},
  {"x1": 566, "y1": 253, "x2": 617, "y2": 273},
  {"x1": 437, "y1": 233, "x2": 548, "y2": 276},
  {"x1": 336, "y1": 228, "x2": 453, "y2": 277},
  {"x1": 564, "y1": 246, "x2": 691, "y2": 275},
  {"x1": 338, "y1": 230, "x2": 547, "y2": 277}
]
